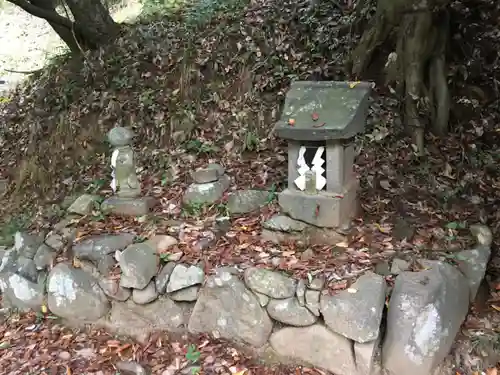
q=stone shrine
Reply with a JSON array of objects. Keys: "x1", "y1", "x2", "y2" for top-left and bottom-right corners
[
  {"x1": 101, "y1": 127, "x2": 155, "y2": 216},
  {"x1": 264, "y1": 81, "x2": 371, "y2": 244}
]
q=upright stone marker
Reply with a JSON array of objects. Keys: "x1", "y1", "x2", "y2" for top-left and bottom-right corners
[
  {"x1": 272, "y1": 81, "x2": 371, "y2": 233},
  {"x1": 101, "y1": 127, "x2": 154, "y2": 216}
]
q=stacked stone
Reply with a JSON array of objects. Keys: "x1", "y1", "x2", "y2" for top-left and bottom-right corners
[
  {"x1": 0, "y1": 222, "x2": 493, "y2": 375},
  {"x1": 183, "y1": 163, "x2": 231, "y2": 205},
  {"x1": 101, "y1": 127, "x2": 155, "y2": 216}
]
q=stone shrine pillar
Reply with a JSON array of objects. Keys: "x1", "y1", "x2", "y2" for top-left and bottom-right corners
[
  {"x1": 262, "y1": 81, "x2": 371, "y2": 245},
  {"x1": 101, "y1": 127, "x2": 155, "y2": 216}
]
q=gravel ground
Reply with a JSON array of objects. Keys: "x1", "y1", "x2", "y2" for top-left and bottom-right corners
[{"x1": 0, "y1": 0, "x2": 142, "y2": 93}]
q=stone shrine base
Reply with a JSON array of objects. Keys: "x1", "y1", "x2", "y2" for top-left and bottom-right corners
[
  {"x1": 261, "y1": 214, "x2": 347, "y2": 246},
  {"x1": 278, "y1": 181, "x2": 358, "y2": 229},
  {"x1": 101, "y1": 196, "x2": 156, "y2": 216}
]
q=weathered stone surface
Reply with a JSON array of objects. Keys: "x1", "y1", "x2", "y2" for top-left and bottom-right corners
[
  {"x1": 0, "y1": 272, "x2": 45, "y2": 310},
  {"x1": 144, "y1": 235, "x2": 178, "y2": 254},
  {"x1": 253, "y1": 291, "x2": 270, "y2": 307},
  {"x1": 308, "y1": 276, "x2": 325, "y2": 290},
  {"x1": 115, "y1": 361, "x2": 148, "y2": 375},
  {"x1": 108, "y1": 126, "x2": 134, "y2": 146},
  {"x1": 270, "y1": 324, "x2": 356, "y2": 375},
  {"x1": 104, "y1": 298, "x2": 188, "y2": 343},
  {"x1": 227, "y1": 190, "x2": 269, "y2": 214},
  {"x1": 244, "y1": 268, "x2": 296, "y2": 299},
  {"x1": 167, "y1": 264, "x2": 204, "y2": 293},
  {"x1": 261, "y1": 216, "x2": 346, "y2": 246},
  {"x1": 390, "y1": 258, "x2": 410, "y2": 275},
  {"x1": 101, "y1": 196, "x2": 155, "y2": 217},
  {"x1": 132, "y1": 281, "x2": 158, "y2": 304},
  {"x1": 34, "y1": 244, "x2": 58, "y2": 270},
  {"x1": 47, "y1": 263, "x2": 110, "y2": 321},
  {"x1": 267, "y1": 297, "x2": 318, "y2": 326},
  {"x1": 44, "y1": 233, "x2": 66, "y2": 252},
  {"x1": 192, "y1": 164, "x2": 224, "y2": 183},
  {"x1": 296, "y1": 279, "x2": 306, "y2": 306},
  {"x1": 0, "y1": 249, "x2": 16, "y2": 273},
  {"x1": 12, "y1": 256, "x2": 38, "y2": 282},
  {"x1": 456, "y1": 245, "x2": 491, "y2": 302},
  {"x1": 278, "y1": 182, "x2": 358, "y2": 228},
  {"x1": 67, "y1": 194, "x2": 99, "y2": 215},
  {"x1": 119, "y1": 243, "x2": 158, "y2": 290},
  {"x1": 382, "y1": 261, "x2": 470, "y2": 375},
  {"x1": 274, "y1": 81, "x2": 371, "y2": 141},
  {"x1": 155, "y1": 262, "x2": 177, "y2": 294},
  {"x1": 182, "y1": 174, "x2": 231, "y2": 205},
  {"x1": 188, "y1": 268, "x2": 273, "y2": 347},
  {"x1": 305, "y1": 289, "x2": 320, "y2": 316},
  {"x1": 98, "y1": 278, "x2": 131, "y2": 301},
  {"x1": 262, "y1": 215, "x2": 309, "y2": 232},
  {"x1": 170, "y1": 285, "x2": 200, "y2": 302},
  {"x1": 321, "y1": 272, "x2": 386, "y2": 343},
  {"x1": 73, "y1": 234, "x2": 135, "y2": 263},
  {"x1": 355, "y1": 337, "x2": 380, "y2": 375},
  {"x1": 97, "y1": 255, "x2": 116, "y2": 276},
  {"x1": 14, "y1": 232, "x2": 43, "y2": 260}
]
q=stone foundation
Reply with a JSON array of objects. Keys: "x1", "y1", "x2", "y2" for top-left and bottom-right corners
[{"x1": 0, "y1": 224, "x2": 493, "y2": 375}]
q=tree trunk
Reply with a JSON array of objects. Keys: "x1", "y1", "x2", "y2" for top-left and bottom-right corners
[
  {"x1": 348, "y1": 0, "x2": 451, "y2": 155},
  {"x1": 8, "y1": 0, "x2": 119, "y2": 52},
  {"x1": 64, "y1": 0, "x2": 120, "y2": 49},
  {"x1": 31, "y1": 0, "x2": 80, "y2": 53}
]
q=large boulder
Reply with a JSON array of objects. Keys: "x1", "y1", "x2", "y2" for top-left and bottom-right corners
[
  {"x1": 47, "y1": 263, "x2": 110, "y2": 322},
  {"x1": 382, "y1": 261, "x2": 470, "y2": 375},
  {"x1": 188, "y1": 268, "x2": 273, "y2": 347},
  {"x1": 320, "y1": 272, "x2": 386, "y2": 343},
  {"x1": 270, "y1": 324, "x2": 356, "y2": 375}
]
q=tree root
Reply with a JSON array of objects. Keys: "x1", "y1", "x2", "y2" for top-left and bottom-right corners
[{"x1": 349, "y1": 0, "x2": 451, "y2": 154}]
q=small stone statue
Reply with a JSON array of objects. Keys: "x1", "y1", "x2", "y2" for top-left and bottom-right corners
[{"x1": 108, "y1": 127, "x2": 141, "y2": 198}]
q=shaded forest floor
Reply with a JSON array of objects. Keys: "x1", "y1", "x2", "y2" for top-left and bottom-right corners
[{"x1": 1, "y1": 0, "x2": 500, "y2": 374}]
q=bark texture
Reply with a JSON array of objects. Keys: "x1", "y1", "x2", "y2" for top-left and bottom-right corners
[
  {"x1": 349, "y1": 0, "x2": 451, "y2": 153},
  {"x1": 8, "y1": 0, "x2": 119, "y2": 53}
]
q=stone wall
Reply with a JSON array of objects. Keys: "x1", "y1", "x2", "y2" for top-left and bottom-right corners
[{"x1": 0, "y1": 213, "x2": 493, "y2": 375}]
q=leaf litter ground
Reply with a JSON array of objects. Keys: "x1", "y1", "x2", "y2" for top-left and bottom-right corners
[{"x1": 1, "y1": 0, "x2": 500, "y2": 373}]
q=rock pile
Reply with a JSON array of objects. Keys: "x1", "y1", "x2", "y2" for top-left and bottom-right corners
[
  {"x1": 183, "y1": 163, "x2": 231, "y2": 205},
  {"x1": 0, "y1": 197, "x2": 493, "y2": 375}
]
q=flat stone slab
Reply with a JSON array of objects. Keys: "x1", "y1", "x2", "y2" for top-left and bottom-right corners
[
  {"x1": 261, "y1": 214, "x2": 346, "y2": 246},
  {"x1": 267, "y1": 297, "x2": 318, "y2": 326},
  {"x1": 278, "y1": 182, "x2": 358, "y2": 228},
  {"x1": 101, "y1": 196, "x2": 155, "y2": 217},
  {"x1": 274, "y1": 81, "x2": 372, "y2": 141},
  {"x1": 244, "y1": 267, "x2": 296, "y2": 299},
  {"x1": 192, "y1": 163, "x2": 225, "y2": 183},
  {"x1": 270, "y1": 324, "x2": 356, "y2": 375},
  {"x1": 382, "y1": 260, "x2": 470, "y2": 375},
  {"x1": 104, "y1": 298, "x2": 187, "y2": 344}
]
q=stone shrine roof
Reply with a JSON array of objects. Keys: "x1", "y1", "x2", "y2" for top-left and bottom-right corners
[{"x1": 275, "y1": 81, "x2": 372, "y2": 141}]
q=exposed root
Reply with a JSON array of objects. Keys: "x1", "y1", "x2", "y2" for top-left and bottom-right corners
[{"x1": 350, "y1": 0, "x2": 452, "y2": 153}]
